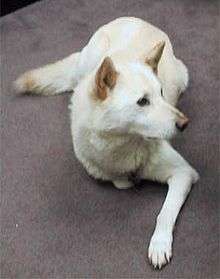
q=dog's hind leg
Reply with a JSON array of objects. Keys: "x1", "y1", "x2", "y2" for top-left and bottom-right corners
[
  {"x1": 174, "y1": 58, "x2": 189, "y2": 99},
  {"x1": 140, "y1": 141, "x2": 199, "y2": 269},
  {"x1": 160, "y1": 58, "x2": 189, "y2": 106}
]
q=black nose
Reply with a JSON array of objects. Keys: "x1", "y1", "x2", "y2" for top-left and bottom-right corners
[{"x1": 175, "y1": 116, "x2": 189, "y2": 132}]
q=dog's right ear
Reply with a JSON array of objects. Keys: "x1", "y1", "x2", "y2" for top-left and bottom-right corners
[
  {"x1": 95, "y1": 57, "x2": 118, "y2": 100},
  {"x1": 145, "y1": 41, "x2": 165, "y2": 74}
]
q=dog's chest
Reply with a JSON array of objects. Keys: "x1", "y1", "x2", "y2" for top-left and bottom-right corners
[{"x1": 87, "y1": 132, "x2": 148, "y2": 174}]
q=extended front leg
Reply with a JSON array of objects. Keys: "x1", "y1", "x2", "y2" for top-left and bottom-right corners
[{"x1": 141, "y1": 141, "x2": 199, "y2": 268}]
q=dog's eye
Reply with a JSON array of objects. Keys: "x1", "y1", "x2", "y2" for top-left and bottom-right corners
[
  {"x1": 161, "y1": 89, "x2": 163, "y2": 97},
  {"x1": 137, "y1": 97, "x2": 150, "y2": 106}
]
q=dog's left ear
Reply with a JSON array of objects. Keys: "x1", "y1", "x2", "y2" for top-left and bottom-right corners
[
  {"x1": 95, "y1": 57, "x2": 118, "y2": 100},
  {"x1": 145, "y1": 41, "x2": 165, "y2": 73}
]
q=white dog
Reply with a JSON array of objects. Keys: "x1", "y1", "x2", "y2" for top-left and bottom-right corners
[{"x1": 15, "y1": 17, "x2": 199, "y2": 269}]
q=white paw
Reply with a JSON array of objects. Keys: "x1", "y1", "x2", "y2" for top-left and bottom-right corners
[
  {"x1": 148, "y1": 232, "x2": 173, "y2": 269},
  {"x1": 113, "y1": 179, "x2": 133, "y2": 189}
]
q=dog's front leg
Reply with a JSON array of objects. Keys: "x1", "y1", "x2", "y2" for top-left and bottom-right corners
[{"x1": 141, "y1": 141, "x2": 199, "y2": 269}]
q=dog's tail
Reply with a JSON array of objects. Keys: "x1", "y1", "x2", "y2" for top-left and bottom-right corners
[
  {"x1": 14, "y1": 52, "x2": 80, "y2": 96},
  {"x1": 14, "y1": 31, "x2": 110, "y2": 96}
]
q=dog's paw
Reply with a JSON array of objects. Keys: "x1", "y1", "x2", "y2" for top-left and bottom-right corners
[
  {"x1": 113, "y1": 179, "x2": 133, "y2": 189},
  {"x1": 148, "y1": 232, "x2": 173, "y2": 269}
]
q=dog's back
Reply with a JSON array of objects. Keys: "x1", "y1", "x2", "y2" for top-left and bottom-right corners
[{"x1": 14, "y1": 17, "x2": 187, "y2": 105}]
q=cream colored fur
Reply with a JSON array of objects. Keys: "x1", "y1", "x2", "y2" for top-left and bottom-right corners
[{"x1": 15, "y1": 17, "x2": 199, "y2": 269}]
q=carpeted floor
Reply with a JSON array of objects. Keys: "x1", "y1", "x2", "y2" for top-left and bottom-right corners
[{"x1": 1, "y1": 0, "x2": 219, "y2": 278}]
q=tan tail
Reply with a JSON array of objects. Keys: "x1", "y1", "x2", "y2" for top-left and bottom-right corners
[{"x1": 14, "y1": 52, "x2": 80, "y2": 96}]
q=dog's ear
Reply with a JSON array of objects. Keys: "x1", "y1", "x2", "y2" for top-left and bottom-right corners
[
  {"x1": 145, "y1": 41, "x2": 165, "y2": 73},
  {"x1": 95, "y1": 57, "x2": 118, "y2": 100}
]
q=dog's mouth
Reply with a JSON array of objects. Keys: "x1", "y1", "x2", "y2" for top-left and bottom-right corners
[
  {"x1": 146, "y1": 133, "x2": 174, "y2": 141},
  {"x1": 145, "y1": 131, "x2": 177, "y2": 141},
  {"x1": 146, "y1": 137, "x2": 159, "y2": 140}
]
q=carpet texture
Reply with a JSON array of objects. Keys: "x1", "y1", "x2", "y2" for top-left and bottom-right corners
[{"x1": 1, "y1": 0, "x2": 219, "y2": 278}]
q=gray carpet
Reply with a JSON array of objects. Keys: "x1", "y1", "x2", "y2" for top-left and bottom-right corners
[{"x1": 1, "y1": 0, "x2": 219, "y2": 278}]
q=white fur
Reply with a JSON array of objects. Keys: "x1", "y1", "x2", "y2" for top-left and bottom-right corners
[{"x1": 14, "y1": 17, "x2": 198, "y2": 269}]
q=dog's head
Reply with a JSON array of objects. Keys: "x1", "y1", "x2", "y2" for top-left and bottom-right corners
[{"x1": 92, "y1": 41, "x2": 189, "y2": 140}]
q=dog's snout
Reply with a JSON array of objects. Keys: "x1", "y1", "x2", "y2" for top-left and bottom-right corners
[{"x1": 175, "y1": 116, "x2": 189, "y2": 132}]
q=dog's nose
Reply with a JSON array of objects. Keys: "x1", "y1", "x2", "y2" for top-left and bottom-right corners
[{"x1": 175, "y1": 116, "x2": 189, "y2": 132}]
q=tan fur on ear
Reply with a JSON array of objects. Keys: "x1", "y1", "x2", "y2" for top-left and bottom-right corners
[
  {"x1": 145, "y1": 41, "x2": 165, "y2": 73},
  {"x1": 95, "y1": 57, "x2": 118, "y2": 100}
]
